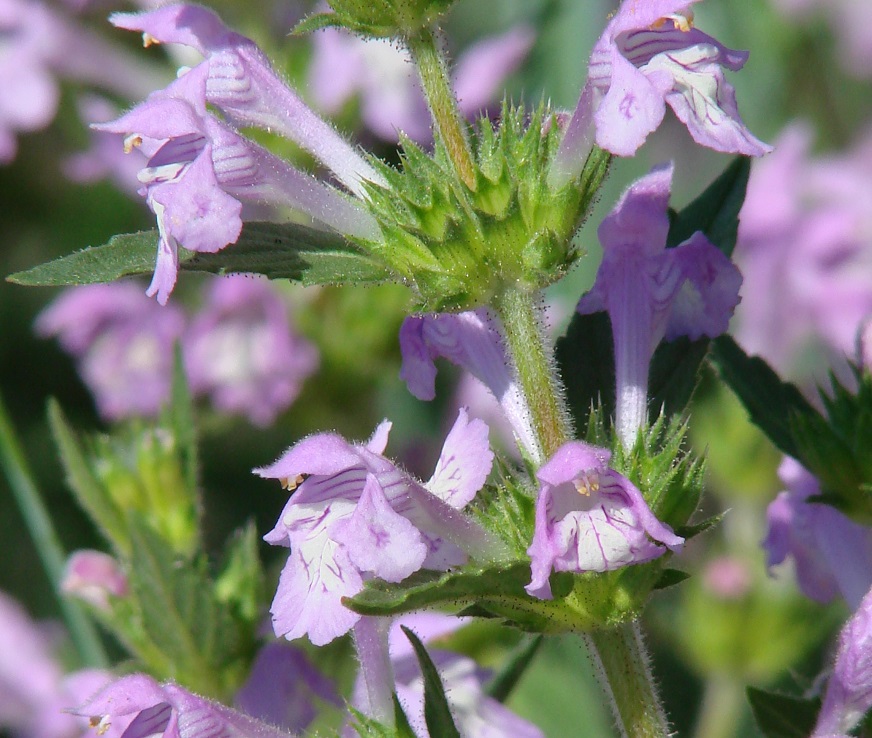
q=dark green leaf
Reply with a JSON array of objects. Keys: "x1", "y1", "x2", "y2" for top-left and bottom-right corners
[
  {"x1": 652, "y1": 568, "x2": 690, "y2": 591},
  {"x1": 8, "y1": 222, "x2": 393, "y2": 288},
  {"x1": 746, "y1": 687, "x2": 820, "y2": 738},
  {"x1": 709, "y1": 336, "x2": 820, "y2": 459},
  {"x1": 485, "y1": 635, "x2": 543, "y2": 702},
  {"x1": 214, "y1": 522, "x2": 266, "y2": 626},
  {"x1": 10, "y1": 230, "x2": 158, "y2": 286},
  {"x1": 667, "y1": 157, "x2": 750, "y2": 257},
  {"x1": 344, "y1": 565, "x2": 531, "y2": 618},
  {"x1": 648, "y1": 338, "x2": 710, "y2": 419},
  {"x1": 555, "y1": 311, "x2": 616, "y2": 430},
  {"x1": 401, "y1": 627, "x2": 462, "y2": 738}
]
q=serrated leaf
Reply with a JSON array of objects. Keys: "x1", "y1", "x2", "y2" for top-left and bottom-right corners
[
  {"x1": 401, "y1": 627, "x2": 462, "y2": 738},
  {"x1": 746, "y1": 687, "x2": 820, "y2": 738},
  {"x1": 47, "y1": 400, "x2": 128, "y2": 553},
  {"x1": 485, "y1": 635, "x2": 543, "y2": 702},
  {"x1": 8, "y1": 222, "x2": 393, "y2": 288},
  {"x1": 709, "y1": 336, "x2": 821, "y2": 460},
  {"x1": 667, "y1": 156, "x2": 750, "y2": 257},
  {"x1": 128, "y1": 521, "x2": 241, "y2": 698}
]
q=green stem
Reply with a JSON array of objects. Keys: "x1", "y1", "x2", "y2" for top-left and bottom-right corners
[
  {"x1": 692, "y1": 674, "x2": 744, "y2": 738},
  {"x1": 492, "y1": 286, "x2": 572, "y2": 462},
  {"x1": 0, "y1": 393, "x2": 108, "y2": 668},
  {"x1": 492, "y1": 287, "x2": 669, "y2": 738},
  {"x1": 586, "y1": 623, "x2": 670, "y2": 738},
  {"x1": 408, "y1": 28, "x2": 478, "y2": 191}
]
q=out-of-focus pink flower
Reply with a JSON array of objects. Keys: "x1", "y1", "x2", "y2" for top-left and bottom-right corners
[
  {"x1": 0, "y1": 591, "x2": 118, "y2": 738},
  {"x1": 0, "y1": 0, "x2": 166, "y2": 163},
  {"x1": 734, "y1": 124, "x2": 872, "y2": 388},
  {"x1": 183, "y1": 276, "x2": 317, "y2": 427},
  {"x1": 61, "y1": 551, "x2": 128, "y2": 611},
  {"x1": 35, "y1": 283, "x2": 185, "y2": 421},
  {"x1": 702, "y1": 556, "x2": 753, "y2": 600},
  {"x1": 763, "y1": 457, "x2": 872, "y2": 609},
  {"x1": 308, "y1": 23, "x2": 534, "y2": 142}
]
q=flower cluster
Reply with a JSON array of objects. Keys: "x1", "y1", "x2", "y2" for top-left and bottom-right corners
[{"x1": 37, "y1": 276, "x2": 316, "y2": 426}]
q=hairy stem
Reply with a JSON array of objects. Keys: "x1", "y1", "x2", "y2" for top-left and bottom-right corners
[
  {"x1": 586, "y1": 623, "x2": 671, "y2": 738},
  {"x1": 492, "y1": 286, "x2": 572, "y2": 463},
  {"x1": 408, "y1": 28, "x2": 478, "y2": 191},
  {"x1": 493, "y1": 287, "x2": 669, "y2": 738}
]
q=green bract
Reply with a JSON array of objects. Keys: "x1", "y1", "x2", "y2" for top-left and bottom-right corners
[
  {"x1": 355, "y1": 105, "x2": 611, "y2": 312},
  {"x1": 295, "y1": 0, "x2": 457, "y2": 38}
]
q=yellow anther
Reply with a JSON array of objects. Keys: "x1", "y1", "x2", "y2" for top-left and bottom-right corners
[
  {"x1": 653, "y1": 10, "x2": 694, "y2": 32},
  {"x1": 142, "y1": 32, "x2": 160, "y2": 48},
  {"x1": 280, "y1": 474, "x2": 306, "y2": 492},
  {"x1": 122, "y1": 134, "x2": 142, "y2": 154},
  {"x1": 573, "y1": 472, "x2": 600, "y2": 496}
]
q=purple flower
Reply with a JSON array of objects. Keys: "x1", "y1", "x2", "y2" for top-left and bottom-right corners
[
  {"x1": 813, "y1": 586, "x2": 872, "y2": 737},
  {"x1": 763, "y1": 457, "x2": 872, "y2": 609},
  {"x1": 346, "y1": 613, "x2": 543, "y2": 738},
  {"x1": 308, "y1": 23, "x2": 534, "y2": 142},
  {"x1": 526, "y1": 441, "x2": 683, "y2": 600},
  {"x1": 0, "y1": 590, "x2": 117, "y2": 738},
  {"x1": 183, "y1": 275, "x2": 318, "y2": 427},
  {"x1": 256, "y1": 409, "x2": 505, "y2": 645},
  {"x1": 399, "y1": 310, "x2": 540, "y2": 461},
  {"x1": 576, "y1": 162, "x2": 742, "y2": 447},
  {"x1": 35, "y1": 284, "x2": 185, "y2": 421},
  {"x1": 61, "y1": 550, "x2": 128, "y2": 611},
  {"x1": 235, "y1": 641, "x2": 340, "y2": 732},
  {"x1": 0, "y1": 0, "x2": 164, "y2": 163},
  {"x1": 733, "y1": 124, "x2": 872, "y2": 389},
  {"x1": 553, "y1": 0, "x2": 769, "y2": 182},
  {"x1": 100, "y1": 3, "x2": 383, "y2": 303},
  {"x1": 75, "y1": 674, "x2": 295, "y2": 738}
]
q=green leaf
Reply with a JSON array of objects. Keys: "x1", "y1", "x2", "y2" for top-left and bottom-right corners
[
  {"x1": 652, "y1": 568, "x2": 690, "y2": 591},
  {"x1": 485, "y1": 635, "x2": 543, "y2": 702},
  {"x1": 344, "y1": 565, "x2": 531, "y2": 618},
  {"x1": 401, "y1": 627, "x2": 462, "y2": 738},
  {"x1": 746, "y1": 687, "x2": 820, "y2": 738},
  {"x1": 667, "y1": 156, "x2": 750, "y2": 257},
  {"x1": 709, "y1": 335, "x2": 821, "y2": 460},
  {"x1": 214, "y1": 522, "x2": 266, "y2": 627},
  {"x1": 555, "y1": 311, "x2": 616, "y2": 430},
  {"x1": 8, "y1": 222, "x2": 393, "y2": 288},
  {"x1": 47, "y1": 400, "x2": 128, "y2": 553},
  {"x1": 127, "y1": 521, "x2": 243, "y2": 698},
  {"x1": 647, "y1": 337, "x2": 710, "y2": 419}
]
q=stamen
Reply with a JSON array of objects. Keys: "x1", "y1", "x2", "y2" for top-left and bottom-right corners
[
  {"x1": 279, "y1": 473, "x2": 306, "y2": 492},
  {"x1": 573, "y1": 471, "x2": 601, "y2": 496},
  {"x1": 652, "y1": 10, "x2": 694, "y2": 32},
  {"x1": 123, "y1": 134, "x2": 142, "y2": 154},
  {"x1": 89, "y1": 715, "x2": 111, "y2": 736},
  {"x1": 142, "y1": 32, "x2": 159, "y2": 48}
]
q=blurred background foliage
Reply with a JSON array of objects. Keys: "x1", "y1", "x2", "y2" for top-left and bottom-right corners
[{"x1": 1, "y1": 0, "x2": 869, "y2": 735}]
